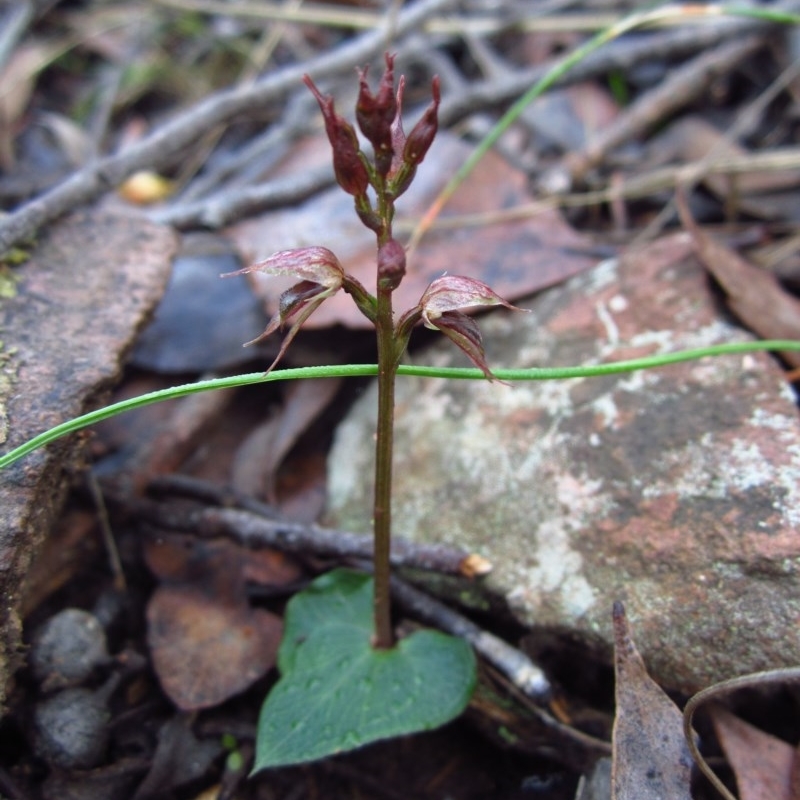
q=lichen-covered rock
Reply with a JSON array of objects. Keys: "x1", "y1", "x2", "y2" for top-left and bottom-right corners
[{"x1": 326, "y1": 233, "x2": 800, "y2": 693}]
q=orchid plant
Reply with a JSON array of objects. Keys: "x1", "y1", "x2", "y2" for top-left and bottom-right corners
[{"x1": 238, "y1": 55, "x2": 520, "y2": 769}]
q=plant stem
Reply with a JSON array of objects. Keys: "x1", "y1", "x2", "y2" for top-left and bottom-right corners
[{"x1": 372, "y1": 283, "x2": 396, "y2": 649}]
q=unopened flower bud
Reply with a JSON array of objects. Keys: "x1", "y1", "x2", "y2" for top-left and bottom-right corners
[
  {"x1": 356, "y1": 53, "x2": 397, "y2": 177},
  {"x1": 389, "y1": 75, "x2": 407, "y2": 175},
  {"x1": 403, "y1": 75, "x2": 440, "y2": 167},
  {"x1": 303, "y1": 75, "x2": 369, "y2": 198},
  {"x1": 377, "y1": 238, "x2": 406, "y2": 291}
]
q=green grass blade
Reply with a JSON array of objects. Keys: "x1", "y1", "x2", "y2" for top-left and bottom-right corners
[{"x1": 1, "y1": 340, "x2": 798, "y2": 470}]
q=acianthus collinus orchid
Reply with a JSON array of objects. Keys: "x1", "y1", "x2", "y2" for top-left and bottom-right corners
[
  {"x1": 231, "y1": 54, "x2": 519, "y2": 383},
  {"x1": 236, "y1": 54, "x2": 522, "y2": 770}
]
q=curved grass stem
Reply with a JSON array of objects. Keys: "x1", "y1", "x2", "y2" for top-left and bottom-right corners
[{"x1": 1, "y1": 340, "x2": 798, "y2": 471}]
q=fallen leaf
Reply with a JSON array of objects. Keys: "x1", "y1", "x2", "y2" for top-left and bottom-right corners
[
  {"x1": 227, "y1": 132, "x2": 596, "y2": 330},
  {"x1": 611, "y1": 601, "x2": 693, "y2": 800},
  {"x1": 231, "y1": 377, "x2": 341, "y2": 502},
  {"x1": 132, "y1": 714, "x2": 223, "y2": 800},
  {"x1": 677, "y1": 189, "x2": 800, "y2": 366},
  {"x1": 144, "y1": 533, "x2": 295, "y2": 710},
  {"x1": 526, "y1": 83, "x2": 620, "y2": 154},
  {"x1": 273, "y1": 450, "x2": 329, "y2": 522},
  {"x1": 0, "y1": 40, "x2": 63, "y2": 168},
  {"x1": 711, "y1": 705, "x2": 795, "y2": 800},
  {"x1": 143, "y1": 534, "x2": 301, "y2": 592},
  {"x1": 147, "y1": 584, "x2": 282, "y2": 711}
]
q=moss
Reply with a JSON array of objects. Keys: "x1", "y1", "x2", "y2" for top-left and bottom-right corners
[
  {"x1": 0, "y1": 264, "x2": 21, "y2": 297},
  {"x1": 0, "y1": 341, "x2": 20, "y2": 445}
]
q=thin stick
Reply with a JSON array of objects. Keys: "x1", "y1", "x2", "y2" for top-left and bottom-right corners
[
  {"x1": 112, "y1": 492, "x2": 481, "y2": 575},
  {"x1": 149, "y1": 164, "x2": 335, "y2": 229},
  {"x1": 0, "y1": 0, "x2": 455, "y2": 256},
  {"x1": 0, "y1": 1, "x2": 35, "y2": 73},
  {"x1": 563, "y1": 35, "x2": 765, "y2": 184},
  {"x1": 85, "y1": 471, "x2": 126, "y2": 592},
  {"x1": 388, "y1": 572, "x2": 552, "y2": 700}
]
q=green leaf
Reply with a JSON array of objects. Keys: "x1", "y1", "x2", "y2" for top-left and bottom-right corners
[{"x1": 254, "y1": 569, "x2": 476, "y2": 771}]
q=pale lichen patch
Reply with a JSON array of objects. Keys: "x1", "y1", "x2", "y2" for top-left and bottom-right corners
[{"x1": 326, "y1": 239, "x2": 800, "y2": 693}]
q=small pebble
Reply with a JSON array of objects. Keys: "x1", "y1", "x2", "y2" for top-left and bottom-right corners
[
  {"x1": 34, "y1": 687, "x2": 110, "y2": 770},
  {"x1": 30, "y1": 608, "x2": 108, "y2": 690}
]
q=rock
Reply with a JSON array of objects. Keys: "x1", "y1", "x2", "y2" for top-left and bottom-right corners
[
  {"x1": 0, "y1": 210, "x2": 177, "y2": 709},
  {"x1": 325, "y1": 232, "x2": 800, "y2": 694},
  {"x1": 30, "y1": 608, "x2": 108, "y2": 691},
  {"x1": 130, "y1": 234, "x2": 271, "y2": 373},
  {"x1": 34, "y1": 686, "x2": 111, "y2": 769}
]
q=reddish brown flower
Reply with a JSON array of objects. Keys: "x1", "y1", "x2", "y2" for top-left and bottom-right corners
[
  {"x1": 303, "y1": 76, "x2": 369, "y2": 198},
  {"x1": 225, "y1": 247, "x2": 345, "y2": 372},
  {"x1": 356, "y1": 53, "x2": 397, "y2": 177},
  {"x1": 419, "y1": 275, "x2": 523, "y2": 380}
]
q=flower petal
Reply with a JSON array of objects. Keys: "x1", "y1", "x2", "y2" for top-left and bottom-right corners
[
  {"x1": 224, "y1": 247, "x2": 344, "y2": 290},
  {"x1": 428, "y1": 311, "x2": 497, "y2": 381},
  {"x1": 420, "y1": 275, "x2": 522, "y2": 325}
]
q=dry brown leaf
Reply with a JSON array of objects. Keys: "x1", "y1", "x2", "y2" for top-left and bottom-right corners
[
  {"x1": 791, "y1": 743, "x2": 800, "y2": 800},
  {"x1": 0, "y1": 40, "x2": 63, "y2": 168},
  {"x1": 677, "y1": 190, "x2": 800, "y2": 366},
  {"x1": 611, "y1": 602, "x2": 693, "y2": 800},
  {"x1": 226, "y1": 133, "x2": 596, "y2": 330},
  {"x1": 711, "y1": 705, "x2": 795, "y2": 800},
  {"x1": 144, "y1": 534, "x2": 296, "y2": 709},
  {"x1": 143, "y1": 535, "x2": 301, "y2": 591},
  {"x1": 231, "y1": 377, "x2": 341, "y2": 503},
  {"x1": 147, "y1": 584, "x2": 282, "y2": 711}
]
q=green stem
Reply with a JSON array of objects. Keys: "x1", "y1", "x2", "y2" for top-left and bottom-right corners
[
  {"x1": 2, "y1": 341, "x2": 799, "y2": 471},
  {"x1": 372, "y1": 285, "x2": 396, "y2": 649}
]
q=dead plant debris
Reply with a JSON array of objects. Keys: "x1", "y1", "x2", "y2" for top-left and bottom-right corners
[{"x1": 2, "y1": 0, "x2": 800, "y2": 797}]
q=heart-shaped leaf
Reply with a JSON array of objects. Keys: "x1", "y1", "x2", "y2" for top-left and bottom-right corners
[{"x1": 254, "y1": 568, "x2": 476, "y2": 771}]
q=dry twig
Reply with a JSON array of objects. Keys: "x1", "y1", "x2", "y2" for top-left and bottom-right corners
[
  {"x1": 0, "y1": 0, "x2": 455, "y2": 255},
  {"x1": 560, "y1": 34, "x2": 766, "y2": 186},
  {"x1": 106, "y1": 485, "x2": 486, "y2": 577},
  {"x1": 388, "y1": 572, "x2": 552, "y2": 701}
]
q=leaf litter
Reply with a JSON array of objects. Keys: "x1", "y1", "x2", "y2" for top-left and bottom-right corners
[
  {"x1": 610, "y1": 602, "x2": 693, "y2": 800},
  {"x1": 3, "y1": 0, "x2": 800, "y2": 797}
]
